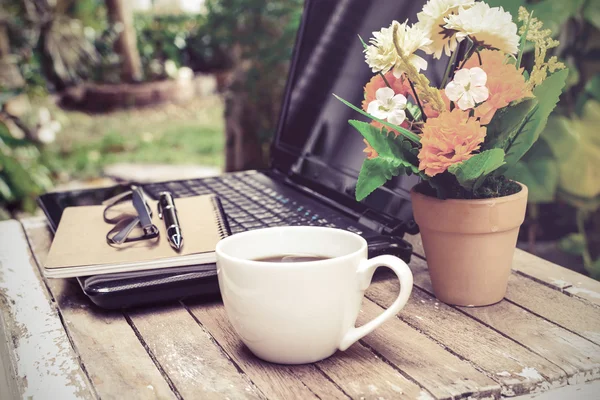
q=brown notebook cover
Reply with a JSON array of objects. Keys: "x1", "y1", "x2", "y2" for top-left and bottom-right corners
[{"x1": 44, "y1": 195, "x2": 228, "y2": 278}]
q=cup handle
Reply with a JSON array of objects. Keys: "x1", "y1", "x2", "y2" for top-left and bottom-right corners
[{"x1": 338, "y1": 255, "x2": 413, "y2": 351}]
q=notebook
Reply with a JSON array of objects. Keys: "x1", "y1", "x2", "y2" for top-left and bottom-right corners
[{"x1": 44, "y1": 195, "x2": 229, "y2": 278}]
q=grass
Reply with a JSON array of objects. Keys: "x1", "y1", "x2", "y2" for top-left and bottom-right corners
[{"x1": 37, "y1": 95, "x2": 225, "y2": 182}]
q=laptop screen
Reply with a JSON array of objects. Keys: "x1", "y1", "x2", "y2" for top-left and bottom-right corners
[{"x1": 272, "y1": 0, "x2": 445, "y2": 224}]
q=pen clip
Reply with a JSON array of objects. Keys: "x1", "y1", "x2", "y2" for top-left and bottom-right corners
[{"x1": 157, "y1": 200, "x2": 163, "y2": 220}]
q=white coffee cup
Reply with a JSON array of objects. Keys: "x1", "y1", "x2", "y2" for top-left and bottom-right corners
[{"x1": 215, "y1": 226, "x2": 413, "y2": 364}]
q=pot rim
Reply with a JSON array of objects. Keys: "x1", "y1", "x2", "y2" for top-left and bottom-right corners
[{"x1": 410, "y1": 181, "x2": 528, "y2": 205}]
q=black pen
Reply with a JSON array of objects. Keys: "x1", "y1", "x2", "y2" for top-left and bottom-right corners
[{"x1": 158, "y1": 191, "x2": 183, "y2": 251}]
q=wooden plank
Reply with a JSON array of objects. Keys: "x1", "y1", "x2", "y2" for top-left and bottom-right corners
[
  {"x1": 405, "y1": 233, "x2": 600, "y2": 307},
  {"x1": 511, "y1": 380, "x2": 600, "y2": 400},
  {"x1": 316, "y1": 339, "x2": 426, "y2": 399},
  {"x1": 357, "y1": 299, "x2": 501, "y2": 399},
  {"x1": 505, "y1": 274, "x2": 600, "y2": 346},
  {"x1": 186, "y1": 301, "x2": 345, "y2": 400},
  {"x1": 0, "y1": 220, "x2": 95, "y2": 399},
  {"x1": 0, "y1": 321, "x2": 18, "y2": 400},
  {"x1": 366, "y1": 271, "x2": 568, "y2": 397},
  {"x1": 404, "y1": 234, "x2": 425, "y2": 256},
  {"x1": 511, "y1": 250, "x2": 600, "y2": 307},
  {"x1": 189, "y1": 298, "x2": 434, "y2": 399},
  {"x1": 22, "y1": 218, "x2": 178, "y2": 400},
  {"x1": 128, "y1": 303, "x2": 264, "y2": 399},
  {"x1": 462, "y1": 300, "x2": 600, "y2": 385},
  {"x1": 408, "y1": 257, "x2": 600, "y2": 385}
]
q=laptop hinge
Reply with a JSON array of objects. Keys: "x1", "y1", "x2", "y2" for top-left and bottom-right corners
[{"x1": 272, "y1": 169, "x2": 410, "y2": 236}]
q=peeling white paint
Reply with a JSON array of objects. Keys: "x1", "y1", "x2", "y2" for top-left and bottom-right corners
[
  {"x1": 496, "y1": 371, "x2": 511, "y2": 377},
  {"x1": 385, "y1": 380, "x2": 404, "y2": 394},
  {"x1": 550, "y1": 279, "x2": 571, "y2": 289},
  {"x1": 0, "y1": 220, "x2": 91, "y2": 399},
  {"x1": 517, "y1": 367, "x2": 544, "y2": 381}
]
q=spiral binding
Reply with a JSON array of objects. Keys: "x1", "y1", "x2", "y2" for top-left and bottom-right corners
[{"x1": 211, "y1": 196, "x2": 231, "y2": 238}]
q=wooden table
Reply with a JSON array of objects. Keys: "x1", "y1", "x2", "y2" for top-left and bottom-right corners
[{"x1": 1, "y1": 217, "x2": 600, "y2": 400}]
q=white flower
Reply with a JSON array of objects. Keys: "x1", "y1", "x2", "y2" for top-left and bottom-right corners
[
  {"x1": 36, "y1": 127, "x2": 56, "y2": 144},
  {"x1": 35, "y1": 107, "x2": 61, "y2": 144},
  {"x1": 164, "y1": 60, "x2": 178, "y2": 78},
  {"x1": 445, "y1": 67, "x2": 489, "y2": 110},
  {"x1": 177, "y1": 66, "x2": 194, "y2": 81},
  {"x1": 367, "y1": 87, "x2": 408, "y2": 125},
  {"x1": 416, "y1": 0, "x2": 475, "y2": 59},
  {"x1": 365, "y1": 21, "x2": 432, "y2": 78},
  {"x1": 38, "y1": 107, "x2": 51, "y2": 125},
  {"x1": 444, "y1": 2, "x2": 520, "y2": 55}
]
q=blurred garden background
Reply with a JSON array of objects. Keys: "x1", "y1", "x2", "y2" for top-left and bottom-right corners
[{"x1": 0, "y1": 0, "x2": 599, "y2": 278}]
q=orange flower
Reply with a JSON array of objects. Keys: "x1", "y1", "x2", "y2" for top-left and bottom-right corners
[
  {"x1": 418, "y1": 108, "x2": 487, "y2": 177},
  {"x1": 362, "y1": 72, "x2": 412, "y2": 134},
  {"x1": 363, "y1": 139, "x2": 379, "y2": 159},
  {"x1": 464, "y1": 50, "x2": 532, "y2": 124},
  {"x1": 362, "y1": 72, "x2": 412, "y2": 110},
  {"x1": 422, "y1": 93, "x2": 451, "y2": 119}
]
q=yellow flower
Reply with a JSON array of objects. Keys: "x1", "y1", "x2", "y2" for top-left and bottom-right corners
[
  {"x1": 418, "y1": 108, "x2": 486, "y2": 176},
  {"x1": 417, "y1": 0, "x2": 475, "y2": 59},
  {"x1": 518, "y1": 6, "x2": 565, "y2": 90}
]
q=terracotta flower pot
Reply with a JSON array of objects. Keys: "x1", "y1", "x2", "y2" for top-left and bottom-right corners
[{"x1": 410, "y1": 182, "x2": 528, "y2": 306}]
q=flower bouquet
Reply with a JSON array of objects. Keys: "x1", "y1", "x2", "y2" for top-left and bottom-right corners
[{"x1": 335, "y1": 1, "x2": 568, "y2": 306}]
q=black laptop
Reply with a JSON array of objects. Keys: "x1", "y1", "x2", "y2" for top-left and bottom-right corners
[{"x1": 39, "y1": 0, "x2": 437, "y2": 309}]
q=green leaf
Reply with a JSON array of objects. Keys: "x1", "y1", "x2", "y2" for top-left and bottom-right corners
[
  {"x1": 575, "y1": 74, "x2": 600, "y2": 115},
  {"x1": 448, "y1": 149, "x2": 506, "y2": 191},
  {"x1": 406, "y1": 102, "x2": 422, "y2": 121},
  {"x1": 499, "y1": 69, "x2": 569, "y2": 172},
  {"x1": 504, "y1": 139, "x2": 558, "y2": 203},
  {"x1": 0, "y1": 153, "x2": 38, "y2": 201},
  {"x1": 350, "y1": 120, "x2": 421, "y2": 201},
  {"x1": 557, "y1": 233, "x2": 587, "y2": 256},
  {"x1": 358, "y1": 34, "x2": 368, "y2": 50},
  {"x1": 0, "y1": 176, "x2": 13, "y2": 201},
  {"x1": 583, "y1": 0, "x2": 600, "y2": 30},
  {"x1": 356, "y1": 157, "x2": 407, "y2": 201},
  {"x1": 565, "y1": 60, "x2": 581, "y2": 90},
  {"x1": 587, "y1": 257, "x2": 600, "y2": 280},
  {"x1": 530, "y1": 0, "x2": 584, "y2": 35},
  {"x1": 544, "y1": 100, "x2": 600, "y2": 201},
  {"x1": 333, "y1": 94, "x2": 421, "y2": 144},
  {"x1": 484, "y1": 98, "x2": 538, "y2": 151},
  {"x1": 516, "y1": 9, "x2": 533, "y2": 69},
  {"x1": 485, "y1": 0, "x2": 524, "y2": 20},
  {"x1": 557, "y1": 190, "x2": 600, "y2": 213},
  {"x1": 348, "y1": 120, "x2": 419, "y2": 172}
]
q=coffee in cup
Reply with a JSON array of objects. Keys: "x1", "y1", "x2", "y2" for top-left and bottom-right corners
[{"x1": 215, "y1": 226, "x2": 413, "y2": 364}]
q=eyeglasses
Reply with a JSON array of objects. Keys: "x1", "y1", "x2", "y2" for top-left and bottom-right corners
[{"x1": 103, "y1": 186, "x2": 160, "y2": 245}]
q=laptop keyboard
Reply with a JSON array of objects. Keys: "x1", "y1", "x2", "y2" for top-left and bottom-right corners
[{"x1": 142, "y1": 171, "x2": 365, "y2": 235}]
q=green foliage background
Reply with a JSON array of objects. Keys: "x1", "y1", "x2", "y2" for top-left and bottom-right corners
[{"x1": 487, "y1": 0, "x2": 600, "y2": 278}]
